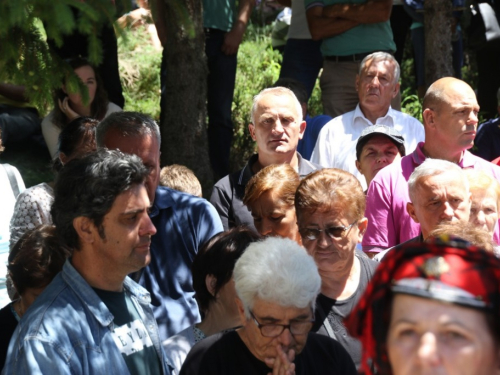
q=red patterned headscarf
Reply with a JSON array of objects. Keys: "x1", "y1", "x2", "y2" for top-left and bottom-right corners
[{"x1": 345, "y1": 236, "x2": 500, "y2": 375}]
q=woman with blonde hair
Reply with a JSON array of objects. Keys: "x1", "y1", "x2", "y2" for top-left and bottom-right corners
[{"x1": 243, "y1": 164, "x2": 301, "y2": 244}]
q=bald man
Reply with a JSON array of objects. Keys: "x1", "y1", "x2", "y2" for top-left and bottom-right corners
[{"x1": 362, "y1": 77, "x2": 500, "y2": 255}]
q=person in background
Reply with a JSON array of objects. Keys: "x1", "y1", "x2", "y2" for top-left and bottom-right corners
[
  {"x1": 180, "y1": 236, "x2": 357, "y2": 375},
  {"x1": 428, "y1": 222, "x2": 495, "y2": 254},
  {"x1": 0, "y1": 129, "x2": 24, "y2": 308},
  {"x1": 10, "y1": 117, "x2": 98, "y2": 250},
  {"x1": 311, "y1": 52, "x2": 424, "y2": 190},
  {"x1": 243, "y1": 164, "x2": 301, "y2": 243},
  {"x1": 295, "y1": 168, "x2": 378, "y2": 369},
  {"x1": 159, "y1": 164, "x2": 202, "y2": 198},
  {"x1": 355, "y1": 125, "x2": 405, "y2": 189},
  {"x1": 42, "y1": 57, "x2": 121, "y2": 159},
  {"x1": 163, "y1": 227, "x2": 260, "y2": 374},
  {"x1": 0, "y1": 225, "x2": 70, "y2": 370},
  {"x1": 472, "y1": 87, "x2": 500, "y2": 162},
  {"x1": 465, "y1": 169, "x2": 500, "y2": 241},
  {"x1": 210, "y1": 87, "x2": 318, "y2": 231},
  {"x1": 273, "y1": 78, "x2": 332, "y2": 161},
  {"x1": 346, "y1": 237, "x2": 500, "y2": 375}
]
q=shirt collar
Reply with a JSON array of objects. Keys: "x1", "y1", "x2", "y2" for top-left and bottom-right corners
[
  {"x1": 411, "y1": 142, "x2": 472, "y2": 167},
  {"x1": 149, "y1": 186, "x2": 175, "y2": 217},
  {"x1": 353, "y1": 104, "x2": 395, "y2": 126}
]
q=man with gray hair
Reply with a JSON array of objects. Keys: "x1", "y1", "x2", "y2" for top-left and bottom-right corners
[
  {"x1": 3, "y1": 149, "x2": 171, "y2": 374},
  {"x1": 96, "y1": 112, "x2": 223, "y2": 341},
  {"x1": 180, "y1": 237, "x2": 356, "y2": 374},
  {"x1": 311, "y1": 52, "x2": 424, "y2": 190},
  {"x1": 210, "y1": 87, "x2": 319, "y2": 231},
  {"x1": 376, "y1": 159, "x2": 472, "y2": 260}
]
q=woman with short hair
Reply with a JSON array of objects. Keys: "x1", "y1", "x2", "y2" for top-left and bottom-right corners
[{"x1": 295, "y1": 168, "x2": 378, "y2": 369}]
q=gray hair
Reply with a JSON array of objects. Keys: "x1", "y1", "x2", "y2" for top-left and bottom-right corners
[
  {"x1": 359, "y1": 51, "x2": 400, "y2": 85},
  {"x1": 234, "y1": 236, "x2": 321, "y2": 318},
  {"x1": 96, "y1": 111, "x2": 161, "y2": 149},
  {"x1": 51, "y1": 149, "x2": 148, "y2": 250},
  {"x1": 250, "y1": 87, "x2": 303, "y2": 125},
  {"x1": 408, "y1": 158, "x2": 469, "y2": 203}
]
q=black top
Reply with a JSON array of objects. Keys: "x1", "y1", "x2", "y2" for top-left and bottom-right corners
[
  {"x1": 312, "y1": 253, "x2": 378, "y2": 369},
  {"x1": 179, "y1": 330, "x2": 356, "y2": 375},
  {"x1": 210, "y1": 153, "x2": 321, "y2": 231},
  {"x1": 0, "y1": 302, "x2": 19, "y2": 370}
]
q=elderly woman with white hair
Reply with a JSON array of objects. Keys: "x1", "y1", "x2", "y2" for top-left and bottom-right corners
[{"x1": 180, "y1": 236, "x2": 356, "y2": 375}]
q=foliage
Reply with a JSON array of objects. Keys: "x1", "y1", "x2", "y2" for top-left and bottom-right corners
[{"x1": 118, "y1": 28, "x2": 162, "y2": 120}]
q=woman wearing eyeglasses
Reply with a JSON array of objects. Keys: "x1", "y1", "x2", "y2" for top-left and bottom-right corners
[{"x1": 295, "y1": 168, "x2": 378, "y2": 370}]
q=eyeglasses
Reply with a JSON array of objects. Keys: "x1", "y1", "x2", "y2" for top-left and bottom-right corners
[
  {"x1": 249, "y1": 310, "x2": 314, "y2": 338},
  {"x1": 299, "y1": 221, "x2": 358, "y2": 241}
]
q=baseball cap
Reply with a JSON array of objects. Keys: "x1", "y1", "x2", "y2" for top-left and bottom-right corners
[{"x1": 355, "y1": 125, "x2": 406, "y2": 160}]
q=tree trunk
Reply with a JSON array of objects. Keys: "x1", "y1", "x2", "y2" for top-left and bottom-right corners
[
  {"x1": 161, "y1": 0, "x2": 213, "y2": 194},
  {"x1": 424, "y1": 0, "x2": 454, "y2": 88}
]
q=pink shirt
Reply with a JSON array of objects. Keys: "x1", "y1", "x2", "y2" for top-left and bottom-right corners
[{"x1": 363, "y1": 142, "x2": 500, "y2": 252}]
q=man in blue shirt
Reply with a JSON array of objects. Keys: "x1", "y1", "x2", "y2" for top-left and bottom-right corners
[
  {"x1": 96, "y1": 112, "x2": 223, "y2": 341},
  {"x1": 4, "y1": 149, "x2": 170, "y2": 374}
]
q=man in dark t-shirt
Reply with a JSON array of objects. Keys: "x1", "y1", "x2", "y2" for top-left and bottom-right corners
[{"x1": 179, "y1": 236, "x2": 356, "y2": 375}]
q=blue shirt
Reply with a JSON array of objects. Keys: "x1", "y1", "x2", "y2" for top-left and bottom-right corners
[
  {"x1": 139, "y1": 187, "x2": 223, "y2": 341},
  {"x1": 297, "y1": 114, "x2": 332, "y2": 160},
  {"x1": 2, "y1": 260, "x2": 171, "y2": 375},
  {"x1": 473, "y1": 117, "x2": 500, "y2": 162}
]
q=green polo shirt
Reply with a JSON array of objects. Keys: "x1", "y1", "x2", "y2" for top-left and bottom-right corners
[
  {"x1": 304, "y1": 0, "x2": 396, "y2": 56},
  {"x1": 203, "y1": 0, "x2": 236, "y2": 32}
]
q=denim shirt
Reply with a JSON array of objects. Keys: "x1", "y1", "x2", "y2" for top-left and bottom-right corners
[{"x1": 2, "y1": 260, "x2": 171, "y2": 375}]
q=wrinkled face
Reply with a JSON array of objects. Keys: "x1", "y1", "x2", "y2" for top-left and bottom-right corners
[
  {"x1": 64, "y1": 65, "x2": 97, "y2": 108},
  {"x1": 92, "y1": 184, "x2": 157, "y2": 278},
  {"x1": 356, "y1": 135, "x2": 402, "y2": 187},
  {"x1": 356, "y1": 59, "x2": 399, "y2": 113},
  {"x1": 248, "y1": 189, "x2": 300, "y2": 243},
  {"x1": 238, "y1": 298, "x2": 313, "y2": 367},
  {"x1": 469, "y1": 187, "x2": 499, "y2": 236},
  {"x1": 407, "y1": 172, "x2": 471, "y2": 238},
  {"x1": 387, "y1": 294, "x2": 500, "y2": 375},
  {"x1": 426, "y1": 84, "x2": 479, "y2": 154},
  {"x1": 103, "y1": 131, "x2": 160, "y2": 202},
  {"x1": 248, "y1": 93, "x2": 306, "y2": 160},
  {"x1": 297, "y1": 208, "x2": 366, "y2": 272}
]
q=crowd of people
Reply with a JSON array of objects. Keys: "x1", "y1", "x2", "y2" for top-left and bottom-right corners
[{"x1": 1, "y1": 1, "x2": 500, "y2": 374}]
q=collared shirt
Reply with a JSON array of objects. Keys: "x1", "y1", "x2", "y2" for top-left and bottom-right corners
[
  {"x1": 362, "y1": 142, "x2": 500, "y2": 252},
  {"x1": 310, "y1": 105, "x2": 425, "y2": 190},
  {"x1": 210, "y1": 153, "x2": 321, "y2": 231},
  {"x1": 139, "y1": 187, "x2": 223, "y2": 341},
  {"x1": 3, "y1": 260, "x2": 171, "y2": 375}
]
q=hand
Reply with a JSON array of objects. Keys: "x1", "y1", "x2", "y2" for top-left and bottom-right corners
[
  {"x1": 221, "y1": 23, "x2": 245, "y2": 55},
  {"x1": 58, "y1": 97, "x2": 80, "y2": 121},
  {"x1": 265, "y1": 345, "x2": 296, "y2": 375}
]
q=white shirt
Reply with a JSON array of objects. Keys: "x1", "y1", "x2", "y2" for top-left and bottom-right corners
[
  {"x1": 310, "y1": 105, "x2": 425, "y2": 190},
  {"x1": 288, "y1": 0, "x2": 312, "y2": 39}
]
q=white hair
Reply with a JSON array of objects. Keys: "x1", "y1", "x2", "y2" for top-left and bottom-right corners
[
  {"x1": 250, "y1": 87, "x2": 303, "y2": 125},
  {"x1": 234, "y1": 236, "x2": 321, "y2": 318},
  {"x1": 408, "y1": 158, "x2": 469, "y2": 203},
  {"x1": 359, "y1": 51, "x2": 400, "y2": 85}
]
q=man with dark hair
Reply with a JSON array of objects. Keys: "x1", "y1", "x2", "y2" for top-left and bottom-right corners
[
  {"x1": 3, "y1": 149, "x2": 171, "y2": 374},
  {"x1": 97, "y1": 112, "x2": 223, "y2": 341}
]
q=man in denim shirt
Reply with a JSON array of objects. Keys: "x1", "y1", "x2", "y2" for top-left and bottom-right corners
[{"x1": 3, "y1": 150, "x2": 171, "y2": 374}]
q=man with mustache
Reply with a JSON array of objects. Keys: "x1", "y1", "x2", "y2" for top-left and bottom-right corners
[
  {"x1": 4, "y1": 150, "x2": 171, "y2": 374},
  {"x1": 363, "y1": 77, "x2": 500, "y2": 256},
  {"x1": 210, "y1": 86, "x2": 320, "y2": 231},
  {"x1": 311, "y1": 52, "x2": 424, "y2": 191}
]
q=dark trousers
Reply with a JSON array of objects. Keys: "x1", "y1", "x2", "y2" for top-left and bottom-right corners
[{"x1": 205, "y1": 29, "x2": 237, "y2": 180}]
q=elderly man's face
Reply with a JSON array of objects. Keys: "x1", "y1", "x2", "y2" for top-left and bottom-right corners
[
  {"x1": 248, "y1": 93, "x2": 306, "y2": 161},
  {"x1": 407, "y1": 172, "x2": 471, "y2": 238},
  {"x1": 237, "y1": 298, "x2": 313, "y2": 367},
  {"x1": 356, "y1": 59, "x2": 399, "y2": 114},
  {"x1": 103, "y1": 131, "x2": 161, "y2": 203}
]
